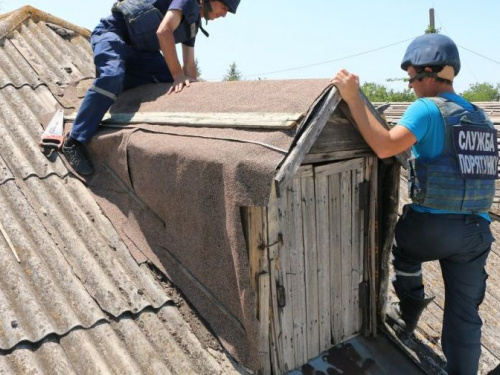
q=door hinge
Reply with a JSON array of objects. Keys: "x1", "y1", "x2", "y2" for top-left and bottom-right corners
[
  {"x1": 277, "y1": 284, "x2": 286, "y2": 308},
  {"x1": 358, "y1": 181, "x2": 370, "y2": 211},
  {"x1": 359, "y1": 280, "x2": 370, "y2": 335}
]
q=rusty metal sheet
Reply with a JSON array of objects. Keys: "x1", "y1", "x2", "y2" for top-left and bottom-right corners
[{"x1": 287, "y1": 334, "x2": 424, "y2": 375}]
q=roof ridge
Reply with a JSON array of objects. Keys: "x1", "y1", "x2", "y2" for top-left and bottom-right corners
[{"x1": 0, "y1": 5, "x2": 90, "y2": 41}]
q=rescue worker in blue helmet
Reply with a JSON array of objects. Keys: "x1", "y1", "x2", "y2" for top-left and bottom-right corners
[
  {"x1": 331, "y1": 33, "x2": 497, "y2": 375},
  {"x1": 62, "y1": 0, "x2": 240, "y2": 175}
]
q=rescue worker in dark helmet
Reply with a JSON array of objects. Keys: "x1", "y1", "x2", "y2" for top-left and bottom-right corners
[
  {"x1": 331, "y1": 34, "x2": 497, "y2": 375},
  {"x1": 62, "y1": 0, "x2": 240, "y2": 175}
]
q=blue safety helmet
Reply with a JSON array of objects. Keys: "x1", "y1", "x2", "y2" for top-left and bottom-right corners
[
  {"x1": 220, "y1": 0, "x2": 240, "y2": 13},
  {"x1": 401, "y1": 34, "x2": 461, "y2": 76}
]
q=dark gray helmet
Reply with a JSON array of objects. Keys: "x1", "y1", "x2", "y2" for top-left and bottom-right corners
[
  {"x1": 401, "y1": 34, "x2": 461, "y2": 76},
  {"x1": 220, "y1": 0, "x2": 240, "y2": 13}
]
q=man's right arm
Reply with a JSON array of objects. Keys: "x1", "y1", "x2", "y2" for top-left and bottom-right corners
[
  {"x1": 157, "y1": 10, "x2": 195, "y2": 93},
  {"x1": 331, "y1": 69, "x2": 416, "y2": 158}
]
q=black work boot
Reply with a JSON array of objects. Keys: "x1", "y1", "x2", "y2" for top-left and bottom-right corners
[
  {"x1": 386, "y1": 293, "x2": 435, "y2": 334},
  {"x1": 62, "y1": 135, "x2": 94, "y2": 176}
]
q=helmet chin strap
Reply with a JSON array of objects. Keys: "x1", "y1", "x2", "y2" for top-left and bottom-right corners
[
  {"x1": 202, "y1": 0, "x2": 212, "y2": 22},
  {"x1": 409, "y1": 66, "x2": 455, "y2": 84},
  {"x1": 198, "y1": 0, "x2": 211, "y2": 37}
]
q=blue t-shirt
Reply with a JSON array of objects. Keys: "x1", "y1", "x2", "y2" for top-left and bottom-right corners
[
  {"x1": 399, "y1": 92, "x2": 490, "y2": 221},
  {"x1": 98, "y1": 0, "x2": 200, "y2": 47}
]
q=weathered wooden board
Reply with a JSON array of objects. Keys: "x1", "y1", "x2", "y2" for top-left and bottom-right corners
[
  {"x1": 315, "y1": 172, "x2": 332, "y2": 352},
  {"x1": 275, "y1": 181, "x2": 295, "y2": 371},
  {"x1": 243, "y1": 206, "x2": 267, "y2": 294},
  {"x1": 66, "y1": 111, "x2": 304, "y2": 129},
  {"x1": 308, "y1": 118, "x2": 371, "y2": 155},
  {"x1": 258, "y1": 273, "x2": 271, "y2": 374},
  {"x1": 303, "y1": 149, "x2": 374, "y2": 165},
  {"x1": 329, "y1": 172, "x2": 343, "y2": 344},
  {"x1": 350, "y1": 164, "x2": 363, "y2": 335},
  {"x1": 301, "y1": 170, "x2": 320, "y2": 358},
  {"x1": 366, "y1": 157, "x2": 378, "y2": 335},
  {"x1": 267, "y1": 183, "x2": 284, "y2": 374},
  {"x1": 290, "y1": 171, "x2": 308, "y2": 366},
  {"x1": 315, "y1": 158, "x2": 364, "y2": 178},
  {"x1": 340, "y1": 169, "x2": 353, "y2": 340},
  {"x1": 274, "y1": 88, "x2": 342, "y2": 193}
]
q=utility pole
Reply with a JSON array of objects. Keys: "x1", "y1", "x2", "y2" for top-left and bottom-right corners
[
  {"x1": 429, "y1": 8, "x2": 435, "y2": 32},
  {"x1": 425, "y1": 8, "x2": 438, "y2": 34}
]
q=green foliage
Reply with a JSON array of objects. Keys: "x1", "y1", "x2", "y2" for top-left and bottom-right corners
[
  {"x1": 195, "y1": 58, "x2": 202, "y2": 79},
  {"x1": 460, "y1": 82, "x2": 500, "y2": 102},
  {"x1": 425, "y1": 25, "x2": 440, "y2": 34},
  {"x1": 223, "y1": 62, "x2": 242, "y2": 81},
  {"x1": 361, "y1": 82, "x2": 416, "y2": 102}
]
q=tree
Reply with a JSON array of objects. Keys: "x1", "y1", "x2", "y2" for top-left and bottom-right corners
[
  {"x1": 223, "y1": 62, "x2": 242, "y2": 81},
  {"x1": 460, "y1": 82, "x2": 500, "y2": 102},
  {"x1": 424, "y1": 25, "x2": 440, "y2": 34},
  {"x1": 361, "y1": 82, "x2": 416, "y2": 102},
  {"x1": 389, "y1": 89, "x2": 416, "y2": 102},
  {"x1": 195, "y1": 58, "x2": 202, "y2": 80}
]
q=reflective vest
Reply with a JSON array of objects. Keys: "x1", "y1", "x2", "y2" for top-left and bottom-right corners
[
  {"x1": 409, "y1": 97, "x2": 498, "y2": 213},
  {"x1": 112, "y1": 0, "x2": 200, "y2": 51}
]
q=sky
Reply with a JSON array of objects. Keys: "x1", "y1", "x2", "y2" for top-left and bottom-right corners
[{"x1": 2, "y1": 0, "x2": 499, "y2": 94}]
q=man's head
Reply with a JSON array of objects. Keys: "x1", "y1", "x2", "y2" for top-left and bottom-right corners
[
  {"x1": 401, "y1": 34, "x2": 460, "y2": 85},
  {"x1": 202, "y1": 0, "x2": 240, "y2": 20}
]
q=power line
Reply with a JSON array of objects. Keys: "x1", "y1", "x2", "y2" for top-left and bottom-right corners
[
  {"x1": 458, "y1": 44, "x2": 500, "y2": 65},
  {"x1": 431, "y1": 13, "x2": 499, "y2": 67},
  {"x1": 208, "y1": 35, "x2": 500, "y2": 82},
  {"x1": 239, "y1": 36, "x2": 417, "y2": 79}
]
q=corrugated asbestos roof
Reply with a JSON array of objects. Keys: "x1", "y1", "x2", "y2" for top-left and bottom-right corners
[
  {"x1": 374, "y1": 101, "x2": 500, "y2": 125},
  {"x1": 0, "y1": 6, "x2": 241, "y2": 374},
  {"x1": 0, "y1": 305, "x2": 236, "y2": 375}
]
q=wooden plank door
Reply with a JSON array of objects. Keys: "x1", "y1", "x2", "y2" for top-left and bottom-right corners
[
  {"x1": 268, "y1": 157, "x2": 373, "y2": 373},
  {"x1": 314, "y1": 158, "x2": 367, "y2": 347}
]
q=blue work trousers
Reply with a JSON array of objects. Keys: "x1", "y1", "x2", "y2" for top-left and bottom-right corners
[
  {"x1": 392, "y1": 205, "x2": 493, "y2": 375},
  {"x1": 70, "y1": 30, "x2": 173, "y2": 143}
]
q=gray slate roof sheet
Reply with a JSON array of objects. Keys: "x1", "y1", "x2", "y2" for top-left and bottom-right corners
[
  {"x1": 0, "y1": 306, "x2": 234, "y2": 375},
  {"x1": 0, "y1": 6, "x2": 239, "y2": 374}
]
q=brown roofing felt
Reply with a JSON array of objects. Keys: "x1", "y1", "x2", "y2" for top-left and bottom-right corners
[
  {"x1": 111, "y1": 79, "x2": 332, "y2": 114},
  {"x1": 78, "y1": 79, "x2": 332, "y2": 370}
]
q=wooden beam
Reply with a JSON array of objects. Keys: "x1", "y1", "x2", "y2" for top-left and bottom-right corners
[
  {"x1": 303, "y1": 149, "x2": 374, "y2": 164},
  {"x1": 274, "y1": 87, "x2": 342, "y2": 195},
  {"x1": 242, "y1": 206, "x2": 266, "y2": 295},
  {"x1": 65, "y1": 111, "x2": 304, "y2": 130}
]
